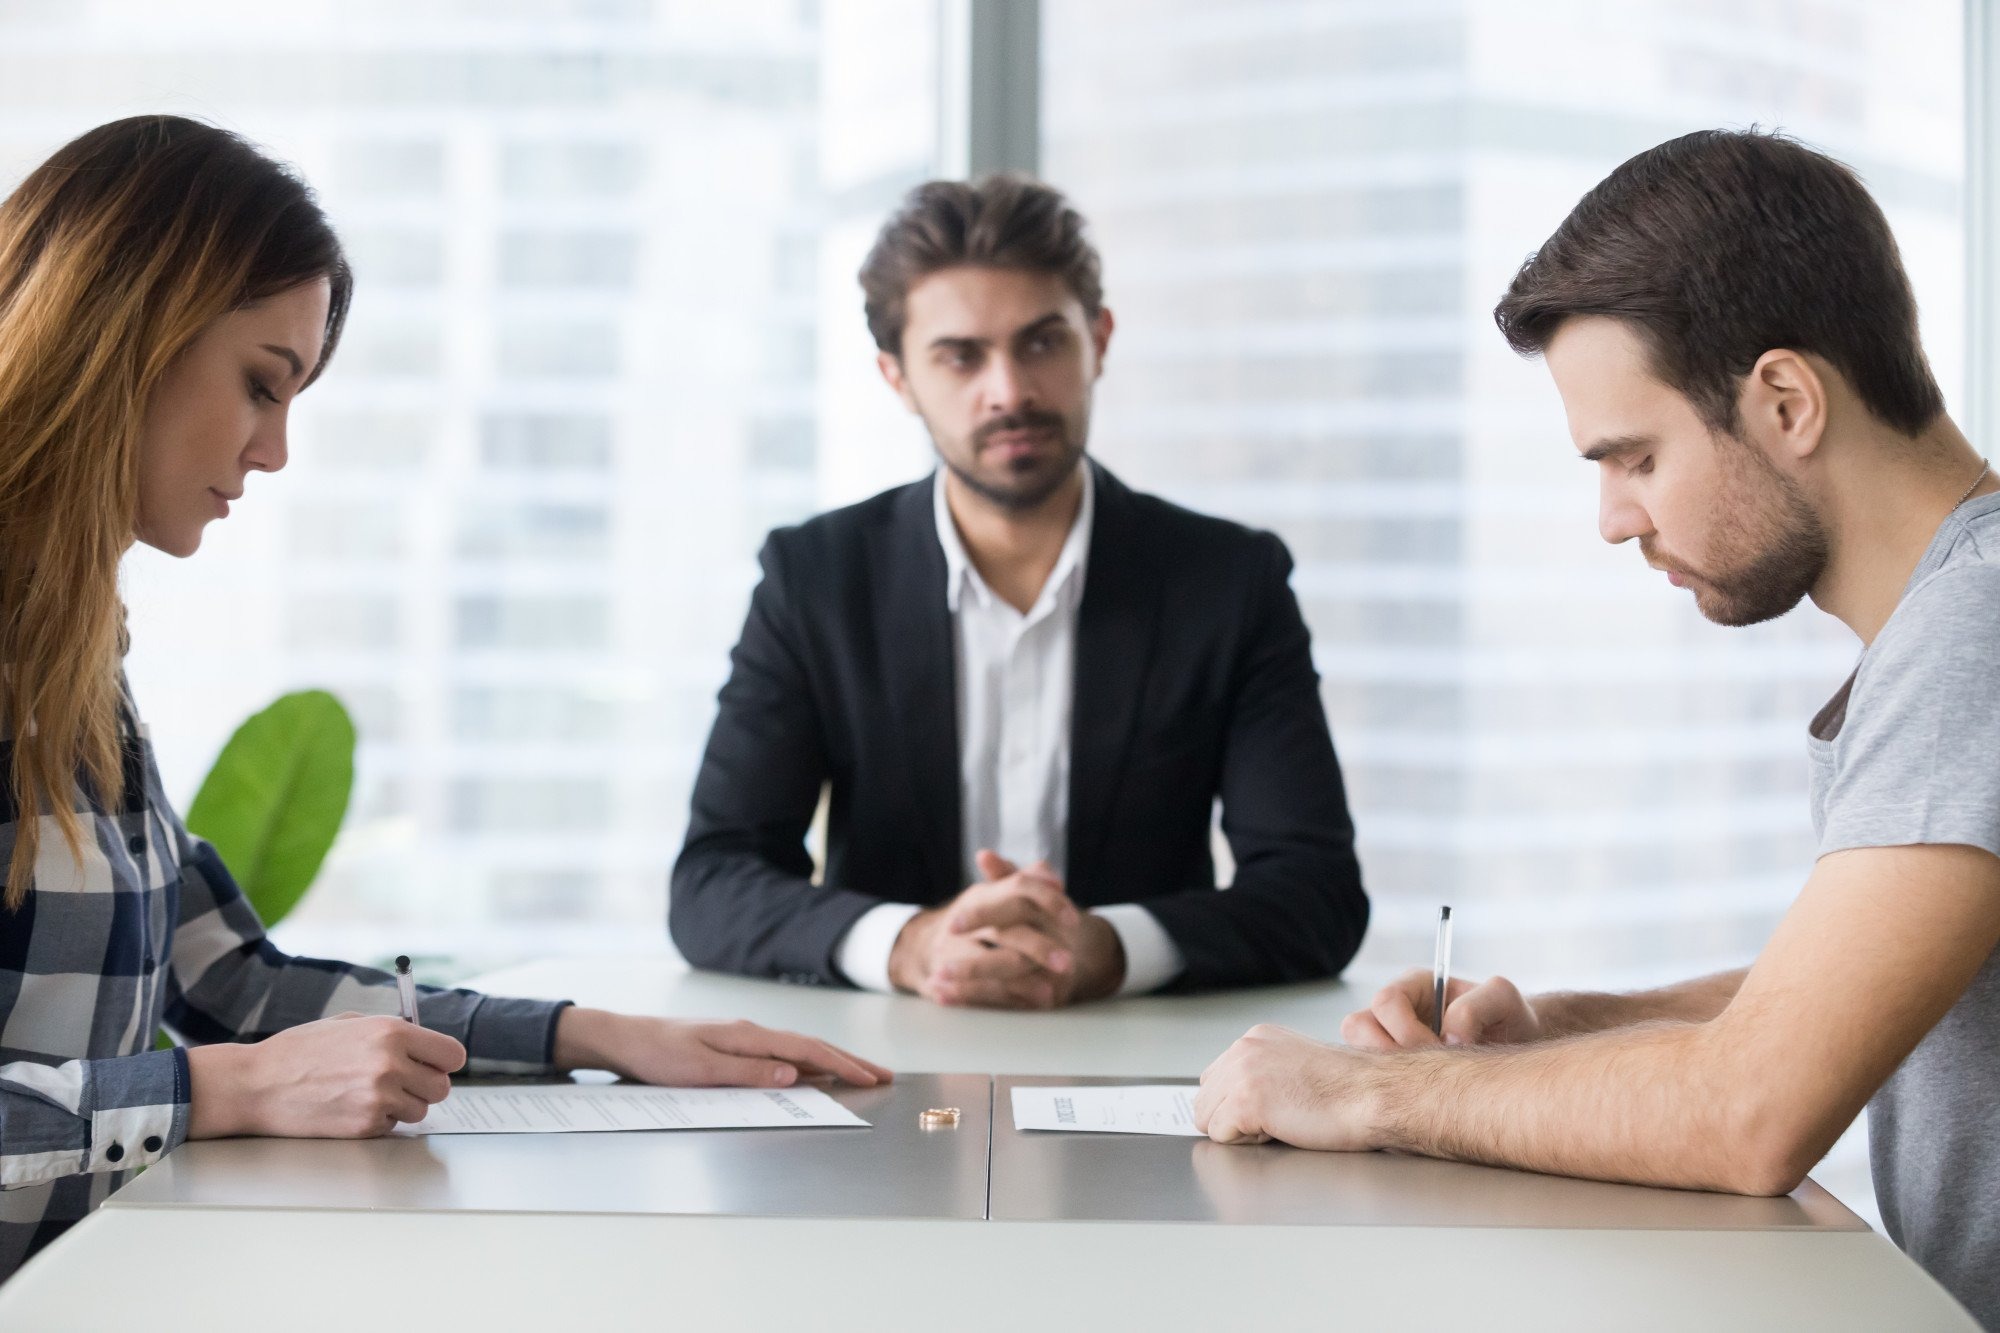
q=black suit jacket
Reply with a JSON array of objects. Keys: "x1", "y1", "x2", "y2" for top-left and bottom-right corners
[{"x1": 669, "y1": 462, "x2": 1368, "y2": 991}]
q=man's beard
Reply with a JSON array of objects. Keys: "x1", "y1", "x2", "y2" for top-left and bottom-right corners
[
  {"x1": 937, "y1": 408, "x2": 1087, "y2": 512},
  {"x1": 1648, "y1": 436, "x2": 1830, "y2": 628}
]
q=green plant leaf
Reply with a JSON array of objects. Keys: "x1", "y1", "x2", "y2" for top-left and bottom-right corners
[{"x1": 184, "y1": 689, "x2": 356, "y2": 929}]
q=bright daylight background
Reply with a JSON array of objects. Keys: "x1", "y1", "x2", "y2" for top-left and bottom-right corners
[{"x1": 0, "y1": 0, "x2": 1972, "y2": 1226}]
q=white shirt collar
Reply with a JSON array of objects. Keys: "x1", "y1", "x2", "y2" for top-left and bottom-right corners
[{"x1": 933, "y1": 462, "x2": 1095, "y2": 617}]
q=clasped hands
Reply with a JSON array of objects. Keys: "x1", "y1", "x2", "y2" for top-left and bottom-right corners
[
  {"x1": 888, "y1": 850, "x2": 1125, "y2": 1008},
  {"x1": 1193, "y1": 967, "x2": 1542, "y2": 1148}
]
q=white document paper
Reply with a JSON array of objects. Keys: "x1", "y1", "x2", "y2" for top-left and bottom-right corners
[
  {"x1": 1010, "y1": 1084, "x2": 1204, "y2": 1137},
  {"x1": 394, "y1": 1083, "x2": 869, "y2": 1136}
]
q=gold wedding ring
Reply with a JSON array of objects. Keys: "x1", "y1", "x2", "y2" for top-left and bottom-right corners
[{"x1": 919, "y1": 1107, "x2": 961, "y2": 1129}]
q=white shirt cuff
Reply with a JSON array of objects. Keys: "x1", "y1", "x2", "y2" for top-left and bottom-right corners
[
  {"x1": 1093, "y1": 904, "x2": 1185, "y2": 996},
  {"x1": 834, "y1": 903, "x2": 921, "y2": 993}
]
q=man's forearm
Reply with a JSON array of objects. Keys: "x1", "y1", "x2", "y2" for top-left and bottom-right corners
[
  {"x1": 1372, "y1": 1017, "x2": 1792, "y2": 1195},
  {"x1": 1532, "y1": 967, "x2": 1748, "y2": 1039}
]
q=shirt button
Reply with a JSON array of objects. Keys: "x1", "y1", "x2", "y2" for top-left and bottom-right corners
[
  {"x1": 142, "y1": 957, "x2": 155, "y2": 974},
  {"x1": 143, "y1": 1136, "x2": 164, "y2": 1153},
  {"x1": 105, "y1": 1143, "x2": 124, "y2": 1163},
  {"x1": 127, "y1": 834, "x2": 145, "y2": 855}
]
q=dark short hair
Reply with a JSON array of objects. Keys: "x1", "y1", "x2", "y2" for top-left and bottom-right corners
[
  {"x1": 1493, "y1": 128, "x2": 1943, "y2": 437},
  {"x1": 858, "y1": 174, "x2": 1102, "y2": 356}
]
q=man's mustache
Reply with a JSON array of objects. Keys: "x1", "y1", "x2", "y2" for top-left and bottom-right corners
[
  {"x1": 973, "y1": 410, "x2": 1067, "y2": 447},
  {"x1": 1639, "y1": 537, "x2": 1681, "y2": 574}
]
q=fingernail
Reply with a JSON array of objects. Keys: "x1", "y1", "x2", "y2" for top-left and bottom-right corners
[
  {"x1": 773, "y1": 1065, "x2": 797, "y2": 1085},
  {"x1": 1050, "y1": 950, "x2": 1072, "y2": 971},
  {"x1": 1445, "y1": 1035, "x2": 1462, "y2": 1047}
]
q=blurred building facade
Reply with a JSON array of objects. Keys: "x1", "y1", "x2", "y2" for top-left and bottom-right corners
[{"x1": 1043, "y1": 0, "x2": 1964, "y2": 988}]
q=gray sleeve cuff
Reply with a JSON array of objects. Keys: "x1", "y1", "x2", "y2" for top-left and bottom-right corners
[
  {"x1": 410, "y1": 989, "x2": 573, "y2": 1075},
  {"x1": 463, "y1": 996, "x2": 575, "y2": 1075}
]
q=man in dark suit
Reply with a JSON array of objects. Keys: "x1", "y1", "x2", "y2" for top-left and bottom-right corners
[{"x1": 671, "y1": 175, "x2": 1368, "y2": 1007}]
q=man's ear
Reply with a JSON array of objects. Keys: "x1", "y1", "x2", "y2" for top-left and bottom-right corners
[
  {"x1": 1742, "y1": 348, "x2": 1828, "y2": 462},
  {"x1": 877, "y1": 349, "x2": 920, "y2": 413},
  {"x1": 1089, "y1": 306, "x2": 1115, "y2": 376}
]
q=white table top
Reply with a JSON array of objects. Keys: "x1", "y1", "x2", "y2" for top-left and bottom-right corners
[
  {"x1": 0, "y1": 1208, "x2": 1975, "y2": 1332},
  {"x1": 0, "y1": 954, "x2": 1975, "y2": 1331},
  {"x1": 108, "y1": 1072, "x2": 996, "y2": 1221},
  {"x1": 459, "y1": 952, "x2": 1364, "y2": 1077}
]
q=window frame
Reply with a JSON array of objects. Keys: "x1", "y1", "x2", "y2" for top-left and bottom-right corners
[
  {"x1": 1969, "y1": 0, "x2": 1998, "y2": 445},
  {"x1": 940, "y1": 0, "x2": 1040, "y2": 177}
]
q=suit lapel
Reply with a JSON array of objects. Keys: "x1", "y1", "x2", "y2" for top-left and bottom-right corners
[
  {"x1": 866, "y1": 480, "x2": 961, "y2": 899},
  {"x1": 1068, "y1": 463, "x2": 1161, "y2": 894}
]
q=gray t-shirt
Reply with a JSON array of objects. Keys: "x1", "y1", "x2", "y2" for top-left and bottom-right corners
[{"x1": 1808, "y1": 488, "x2": 2000, "y2": 1328}]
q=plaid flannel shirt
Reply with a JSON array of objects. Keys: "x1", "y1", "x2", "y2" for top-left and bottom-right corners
[{"x1": 0, "y1": 689, "x2": 572, "y2": 1280}]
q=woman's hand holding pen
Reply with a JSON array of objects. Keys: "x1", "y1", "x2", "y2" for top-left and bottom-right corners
[
  {"x1": 1340, "y1": 969, "x2": 1545, "y2": 1052},
  {"x1": 186, "y1": 1013, "x2": 466, "y2": 1139}
]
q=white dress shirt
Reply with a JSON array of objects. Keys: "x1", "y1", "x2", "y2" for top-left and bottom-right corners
[{"x1": 834, "y1": 467, "x2": 1186, "y2": 996}]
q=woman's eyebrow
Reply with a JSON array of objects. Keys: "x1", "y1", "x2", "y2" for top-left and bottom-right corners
[{"x1": 260, "y1": 343, "x2": 304, "y2": 380}]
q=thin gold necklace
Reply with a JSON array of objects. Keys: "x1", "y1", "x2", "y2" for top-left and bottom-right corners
[{"x1": 1953, "y1": 458, "x2": 1990, "y2": 509}]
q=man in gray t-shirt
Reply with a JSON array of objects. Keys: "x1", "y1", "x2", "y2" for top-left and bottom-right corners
[
  {"x1": 1809, "y1": 491, "x2": 2000, "y2": 1320},
  {"x1": 1187, "y1": 129, "x2": 2000, "y2": 1329}
]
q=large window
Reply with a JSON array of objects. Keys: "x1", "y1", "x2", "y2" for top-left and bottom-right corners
[
  {"x1": 1043, "y1": 0, "x2": 1967, "y2": 1224},
  {"x1": 0, "y1": 0, "x2": 940, "y2": 961},
  {"x1": 1046, "y1": 0, "x2": 1965, "y2": 986},
  {"x1": 0, "y1": 0, "x2": 1976, "y2": 1222}
]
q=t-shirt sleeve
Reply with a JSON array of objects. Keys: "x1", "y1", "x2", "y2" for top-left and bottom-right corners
[{"x1": 1818, "y1": 563, "x2": 2000, "y2": 860}]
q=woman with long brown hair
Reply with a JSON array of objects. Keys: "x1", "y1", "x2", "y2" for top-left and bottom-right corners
[{"x1": 0, "y1": 115, "x2": 888, "y2": 1279}]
